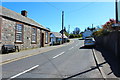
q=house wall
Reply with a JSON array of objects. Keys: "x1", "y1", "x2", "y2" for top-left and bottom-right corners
[
  {"x1": 50, "y1": 34, "x2": 56, "y2": 43},
  {"x1": 0, "y1": 17, "x2": 50, "y2": 52}
]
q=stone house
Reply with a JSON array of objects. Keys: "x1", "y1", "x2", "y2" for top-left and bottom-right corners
[{"x1": 0, "y1": 6, "x2": 50, "y2": 53}]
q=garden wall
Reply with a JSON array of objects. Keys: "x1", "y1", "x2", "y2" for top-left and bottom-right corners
[{"x1": 94, "y1": 31, "x2": 120, "y2": 57}]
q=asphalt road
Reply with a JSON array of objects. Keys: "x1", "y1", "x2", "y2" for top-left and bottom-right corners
[{"x1": 2, "y1": 39, "x2": 102, "y2": 79}]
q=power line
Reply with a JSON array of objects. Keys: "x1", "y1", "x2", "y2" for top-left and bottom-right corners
[
  {"x1": 67, "y1": 2, "x2": 95, "y2": 14},
  {"x1": 45, "y1": 2, "x2": 63, "y2": 12}
]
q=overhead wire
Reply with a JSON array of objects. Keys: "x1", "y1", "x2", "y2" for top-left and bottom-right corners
[
  {"x1": 45, "y1": 2, "x2": 63, "y2": 12},
  {"x1": 67, "y1": 2, "x2": 95, "y2": 14},
  {"x1": 41, "y1": 1, "x2": 98, "y2": 31}
]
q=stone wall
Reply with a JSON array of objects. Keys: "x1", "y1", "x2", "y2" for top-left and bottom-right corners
[
  {"x1": 1, "y1": 18, "x2": 15, "y2": 45},
  {"x1": 94, "y1": 31, "x2": 120, "y2": 57},
  {"x1": 0, "y1": 17, "x2": 50, "y2": 53}
]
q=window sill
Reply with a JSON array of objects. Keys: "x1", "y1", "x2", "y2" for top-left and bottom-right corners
[
  {"x1": 31, "y1": 42, "x2": 37, "y2": 44},
  {"x1": 15, "y1": 42, "x2": 23, "y2": 44}
]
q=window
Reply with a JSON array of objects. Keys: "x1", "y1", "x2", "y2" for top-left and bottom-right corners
[
  {"x1": 15, "y1": 23, "x2": 23, "y2": 43},
  {"x1": 31, "y1": 27, "x2": 37, "y2": 43},
  {"x1": 45, "y1": 32, "x2": 48, "y2": 43}
]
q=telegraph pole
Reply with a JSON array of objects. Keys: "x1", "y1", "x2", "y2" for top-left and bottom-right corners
[
  {"x1": 92, "y1": 24, "x2": 93, "y2": 28},
  {"x1": 116, "y1": 0, "x2": 118, "y2": 23},
  {"x1": 68, "y1": 25, "x2": 70, "y2": 34},
  {"x1": 62, "y1": 11, "x2": 64, "y2": 44}
]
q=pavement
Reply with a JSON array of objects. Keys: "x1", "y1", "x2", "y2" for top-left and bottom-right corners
[{"x1": 93, "y1": 46, "x2": 119, "y2": 79}]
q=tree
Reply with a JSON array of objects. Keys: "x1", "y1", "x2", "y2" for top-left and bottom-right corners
[
  {"x1": 74, "y1": 27, "x2": 80, "y2": 34},
  {"x1": 102, "y1": 19, "x2": 116, "y2": 30},
  {"x1": 60, "y1": 26, "x2": 67, "y2": 34}
]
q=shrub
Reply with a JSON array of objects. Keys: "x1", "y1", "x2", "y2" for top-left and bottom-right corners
[{"x1": 93, "y1": 29, "x2": 110, "y2": 37}]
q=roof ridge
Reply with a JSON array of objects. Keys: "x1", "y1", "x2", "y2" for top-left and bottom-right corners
[{"x1": 1, "y1": 6, "x2": 49, "y2": 31}]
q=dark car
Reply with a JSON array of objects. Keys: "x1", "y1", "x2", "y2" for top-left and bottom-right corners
[{"x1": 2, "y1": 45, "x2": 16, "y2": 54}]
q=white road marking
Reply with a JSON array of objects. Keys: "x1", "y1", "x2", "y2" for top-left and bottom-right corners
[
  {"x1": 69, "y1": 47, "x2": 74, "y2": 50},
  {"x1": 53, "y1": 52, "x2": 65, "y2": 59},
  {"x1": 9, "y1": 65, "x2": 39, "y2": 79}
]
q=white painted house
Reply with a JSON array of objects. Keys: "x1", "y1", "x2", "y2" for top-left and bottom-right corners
[
  {"x1": 50, "y1": 32, "x2": 62, "y2": 45},
  {"x1": 50, "y1": 32, "x2": 68, "y2": 45}
]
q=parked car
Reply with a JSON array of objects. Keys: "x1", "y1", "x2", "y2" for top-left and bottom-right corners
[
  {"x1": 84, "y1": 38, "x2": 95, "y2": 47},
  {"x1": 2, "y1": 45, "x2": 16, "y2": 54}
]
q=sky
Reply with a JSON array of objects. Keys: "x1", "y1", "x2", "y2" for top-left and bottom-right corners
[{"x1": 2, "y1": 2, "x2": 115, "y2": 33}]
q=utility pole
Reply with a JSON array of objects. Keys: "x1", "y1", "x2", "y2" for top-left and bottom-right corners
[
  {"x1": 62, "y1": 11, "x2": 64, "y2": 44},
  {"x1": 116, "y1": 0, "x2": 118, "y2": 23},
  {"x1": 92, "y1": 24, "x2": 93, "y2": 28},
  {"x1": 68, "y1": 25, "x2": 70, "y2": 34}
]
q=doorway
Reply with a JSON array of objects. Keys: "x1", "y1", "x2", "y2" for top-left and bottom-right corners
[{"x1": 41, "y1": 33, "x2": 44, "y2": 47}]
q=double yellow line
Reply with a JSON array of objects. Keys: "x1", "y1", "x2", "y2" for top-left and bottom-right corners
[{"x1": 0, "y1": 40, "x2": 74, "y2": 65}]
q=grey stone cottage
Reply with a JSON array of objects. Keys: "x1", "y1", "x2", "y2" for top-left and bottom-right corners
[{"x1": 0, "y1": 6, "x2": 50, "y2": 53}]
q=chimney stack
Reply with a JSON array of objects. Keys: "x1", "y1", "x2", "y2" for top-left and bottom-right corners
[{"x1": 21, "y1": 10, "x2": 27, "y2": 17}]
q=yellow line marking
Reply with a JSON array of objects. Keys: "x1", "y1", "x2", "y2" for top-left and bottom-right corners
[{"x1": 0, "y1": 40, "x2": 74, "y2": 65}]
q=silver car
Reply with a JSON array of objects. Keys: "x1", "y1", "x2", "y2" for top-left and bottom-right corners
[{"x1": 84, "y1": 38, "x2": 95, "y2": 47}]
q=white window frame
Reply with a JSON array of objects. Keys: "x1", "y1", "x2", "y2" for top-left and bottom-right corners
[
  {"x1": 15, "y1": 23, "x2": 23, "y2": 43},
  {"x1": 45, "y1": 32, "x2": 48, "y2": 43},
  {"x1": 31, "y1": 27, "x2": 37, "y2": 43}
]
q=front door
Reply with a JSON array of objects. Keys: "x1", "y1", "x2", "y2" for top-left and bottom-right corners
[{"x1": 41, "y1": 33, "x2": 44, "y2": 47}]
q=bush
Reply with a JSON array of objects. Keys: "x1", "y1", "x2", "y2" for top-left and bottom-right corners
[
  {"x1": 93, "y1": 29, "x2": 110, "y2": 37},
  {"x1": 69, "y1": 34, "x2": 82, "y2": 38}
]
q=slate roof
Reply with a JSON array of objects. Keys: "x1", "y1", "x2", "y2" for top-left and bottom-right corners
[
  {"x1": 0, "y1": 6, "x2": 49, "y2": 31},
  {"x1": 51, "y1": 32, "x2": 68, "y2": 38},
  {"x1": 51, "y1": 32, "x2": 62, "y2": 38}
]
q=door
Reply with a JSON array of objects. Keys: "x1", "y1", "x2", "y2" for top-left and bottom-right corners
[{"x1": 41, "y1": 33, "x2": 44, "y2": 47}]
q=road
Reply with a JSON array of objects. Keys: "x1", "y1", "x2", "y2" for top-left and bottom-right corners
[{"x1": 2, "y1": 39, "x2": 102, "y2": 79}]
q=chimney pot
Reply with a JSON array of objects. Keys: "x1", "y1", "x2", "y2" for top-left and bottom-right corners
[{"x1": 21, "y1": 10, "x2": 27, "y2": 17}]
